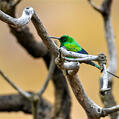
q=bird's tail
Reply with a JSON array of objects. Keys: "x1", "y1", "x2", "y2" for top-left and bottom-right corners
[
  {"x1": 85, "y1": 61, "x2": 119, "y2": 79},
  {"x1": 84, "y1": 61, "x2": 101, "y2": 70}
]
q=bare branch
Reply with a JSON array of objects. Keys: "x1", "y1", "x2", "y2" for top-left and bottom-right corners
[
  {"x1": 31, "y1": 95, "x2": 39, "y2": 119},
  {"x1": 88, "y1": 0, "x2": 112, "y2": 16},
  {"x1": 1, "y1": 4, "x2": 119, "y2": 119},
  {"x1": 88, "y1": 0, "x2": 103, "y2": 13},
  {"x1": 12, "y1": 0, "x2": 22, "y2": 8},
  {"x1": 0, "y1": 8, "x2": 104, "y2": 60},
  {"x1": 103, "y1": 105, "x2": 119, "y2": 116},
  {"x1": 60, "y1": 47, "x2": 98, "y2": 58},
  {"x1": 37, "y1": 55, "x2": 55, "y2": 96},
  {"x1": 0, "y1": 7, "x2": 34, "y2": 27},
  {"x1": 65, "y1": 73, "x2": 102, "y2": 119},
  {"x1": 56, "y1": 44, "x2": 119, "y2": 118},
  {"x1": 0, "y1": 93, "x2": 52, "y2": 118},
  {"x1": 88, "y1": 0, "x2": 118, "y2": 118},
  {"x1": 64, "y1": 56, "x2": 98, "y2": 62},
  {"x1": 100, "y1": 64, "x2": 111, "y2": 95},
  {"x1": 0, "y1": 70, "x2": 31, "y2": 99},
  {"x1": 63, "y1": 62, "x2": 80, "y2": 70},
  {"x1": 0, "y1": 69, "x2": 50, "y2": 119},
  {"x1": 101, "y1": 0, "x2": 112, "y2": 16},
  {"x1": 55, "y1": 49, "x2": 101, "y2": 119},
  {"x1": 31, "y1": 12, "x2": 59, "y2": 56},
  {"x1": 0, "y1": 7, "x2": 59, "y2": 55},
  {"x1": 0, "y1": 2, "x2": 71, "y2": 119}
]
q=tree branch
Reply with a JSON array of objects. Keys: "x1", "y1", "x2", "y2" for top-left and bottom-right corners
[
  {"x1": 0, "y1": 1, "x2": 71, "y2": 118},
  {"x1": 103, "y1": 106, "x2": 119, "y2": 116},
  {"x1": 88, "y1": 0, "x2": 118, "y2": 118},
  {"x1": 37, "y1": 55, "x2": 55, "y2": 96},
  {"x1": 88, "y1": 0, "x2": 103, "y2": 13},
  {"x1": 12, "y1": 0, "x2": 22, "y2": 8},
  {"x1": 0, "y1": 7, "x2": 34, "y2": 27},
  {"x1": 0, "y1": 70, "x2": 31, "y2": 99},
  {"x1": 0, "y1": 93, "x2": 52, "y2": 119},
  {"x1": 0, "y1": 4, "x2": 119, "y2": 119},
  {"x1": 56, "y1": 50, "x2": 119, "y2": 119}
]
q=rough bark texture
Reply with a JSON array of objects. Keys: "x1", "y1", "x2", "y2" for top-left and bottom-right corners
[{"x1": 0, "y1": 93, "x2": 52, "y2": 119}]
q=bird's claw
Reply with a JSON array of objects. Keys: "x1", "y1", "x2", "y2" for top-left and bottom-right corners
[{"x1": 55, "y1": 48, "x2": 65, "y2": 68}]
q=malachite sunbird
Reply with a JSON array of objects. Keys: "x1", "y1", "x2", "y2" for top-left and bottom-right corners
[{"x1": 50, "y1": 35, "x2": 119, "y2": 78}]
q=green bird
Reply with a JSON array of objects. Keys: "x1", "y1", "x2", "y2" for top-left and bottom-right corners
[
  {"x1": 50, "y1": 35, "x2": 119, "y2": 78},
  {"x1": 50, "y1": 35, "x2": 100, "y2": 69}
]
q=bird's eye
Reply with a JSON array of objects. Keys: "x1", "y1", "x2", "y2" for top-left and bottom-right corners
[{"x1": 60, "y1": 37, "x2": 67, "y2": 42}]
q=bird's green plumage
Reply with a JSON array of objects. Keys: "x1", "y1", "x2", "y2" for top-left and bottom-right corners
[
  {"x1": 58, "y1": 35, "x2": 101, "y2": 70},
  {"x1": 60, "y1": 35, "x2": 82, "y2": 52}
]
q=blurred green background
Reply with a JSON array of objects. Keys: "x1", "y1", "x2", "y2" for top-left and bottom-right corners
[{"x1": 0, "y1": 0, "x2": 119, "y2": 118}]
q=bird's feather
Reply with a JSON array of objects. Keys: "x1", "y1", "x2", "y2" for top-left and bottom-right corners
[
  {"x1": 77, "y1": 48, "x2": 88, "y2": 54},
  {"x1": 62, "y1": 42, "x2": 82, "y2": 52}
]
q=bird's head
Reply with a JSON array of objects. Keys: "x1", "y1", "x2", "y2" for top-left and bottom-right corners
[{"x1": 50, "y1": 35, "x2": 74, "y2": 44}]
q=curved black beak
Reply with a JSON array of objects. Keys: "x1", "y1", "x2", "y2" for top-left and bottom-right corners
[{"x1": 49, "y1": 37, "x2": 60, "y2": 40}]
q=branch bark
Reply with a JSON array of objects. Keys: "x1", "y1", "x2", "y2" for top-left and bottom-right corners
[
  {"x1": 0, "y1": 93, "x2": 52, "y2": 119},
  {"x1": 0, "y1": 1, "x2": 71, "y2": 119},
  {"x1": 88, "y1": 0, "x2": 118, "y2": 119},
  {"x1": 0, "y1": 0, "x2": 118, "y2": 119}
]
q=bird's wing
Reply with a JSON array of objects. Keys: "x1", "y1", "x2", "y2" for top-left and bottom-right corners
[
  {"x1": 64, "y1": 43, "x2": 88, "y2": 54},
  {"x1": 77, "y1": 48, "x2": 88, "y2": 54},
  {"x1": 64, "y1": 43, "x2": 81, "y2": 52}
]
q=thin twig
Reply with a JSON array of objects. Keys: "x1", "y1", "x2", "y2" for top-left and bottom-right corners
[
  {"x1": 64, "y1": 56, "x2": 98, "y2": 62},
  {"x1": 60, "y1": 47, "x2": 98, "y2": 58},
  {"x1": 88, "y1": 0, "x2": 102, "y2": 13},
  {"x1": 37, "y1": 55, "x2": 55, "y2": 96},
  {"x1": 31, "y1": 94, "x2": 39, "y2": 119},
  {"x1": 12, "y1": 0, "x2": 22, "y2": 8},
  {"x1": 0, "y1": 70, "x2": 31, "y2": 99},
  {"x1": 103, "y1": 105, "x2": 119, "y2": 116}
]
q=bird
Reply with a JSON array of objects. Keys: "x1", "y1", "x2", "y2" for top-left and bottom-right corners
[
  {"x1": 50, "y1": 35, "x2": 119, "y2": 78},
  {"x1": 50, "y1": 35, "x2": 100, "y2": 69}
]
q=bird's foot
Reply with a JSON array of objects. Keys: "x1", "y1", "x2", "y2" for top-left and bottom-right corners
[{"x1": 55, "y1": 48, "x2": 65, "y2": 68}]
